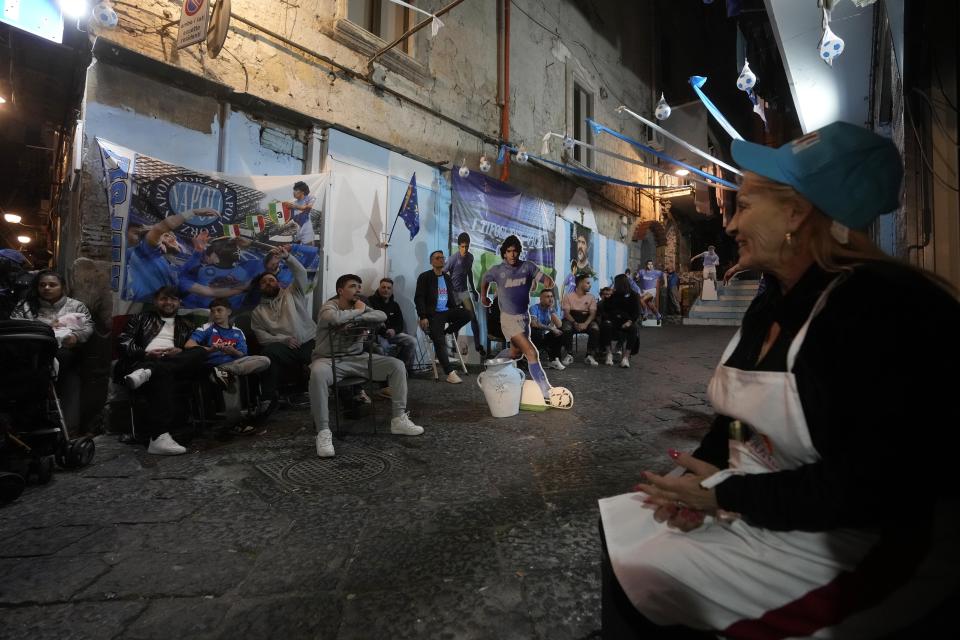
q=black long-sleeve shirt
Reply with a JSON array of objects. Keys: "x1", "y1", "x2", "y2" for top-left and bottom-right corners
[{"x1": 695, "y1": 262, "x2": 960, "y2": 531}]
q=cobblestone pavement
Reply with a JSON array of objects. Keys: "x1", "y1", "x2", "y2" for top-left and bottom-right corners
[{"x1": 0, "y1": 325, "x2": 735, "y2": 640}]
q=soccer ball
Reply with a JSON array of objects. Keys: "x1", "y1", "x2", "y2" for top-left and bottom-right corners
[
  {"x1": 548, "y1": 386, "x2": 574, "y2": 410},
  {"x1": 93, "y1": 2, "x2": 119, "y2": 28}
]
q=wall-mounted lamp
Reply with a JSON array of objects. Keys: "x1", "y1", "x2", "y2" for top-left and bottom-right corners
[
  {"x1": 0, "y1": 96, "x2": 6, "y2": 105},
  {"x1": 16, "y1": 235, "x2": 31, "y2": 244},
  {"x1": 4, "y1": 213, "x2": 22, "y2": 223},
  {"x1": 674, "y1": 168, "x2": 690, "y2": 177}
]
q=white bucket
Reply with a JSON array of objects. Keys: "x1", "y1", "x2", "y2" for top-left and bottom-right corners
[{"x1": 476, "y1": 358, "x2": 526, "y2": 418}]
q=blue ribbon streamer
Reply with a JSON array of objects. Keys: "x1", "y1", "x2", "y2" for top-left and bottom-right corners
[
  {"x1": 506, "y1": 145, "x2": 667, "y2": 189},
  {"x1": 689, "y1": 76, "x2": 744, "y2": 141},
  {"x1": 587, "y1": 120, "x2": 739, "y2": 190}
]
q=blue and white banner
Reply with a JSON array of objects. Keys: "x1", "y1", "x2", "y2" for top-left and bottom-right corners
[{"x1": 97, "y1": 138, "x2": 327, "y2": 313}]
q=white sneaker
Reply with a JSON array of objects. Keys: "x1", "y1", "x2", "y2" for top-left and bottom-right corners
[
  {"x1": 210, "y1": 367, "x2": 230, "y2": 390},
  {"x1": 390, "y1": 412, "x2": 424, "y2": 436},
  {"x1": 604, "y1": 353, "x2": 614, "y2": 366},
  {"x1": 446, "y1": 371, "x2": 463, "y2": 384},
  {"x1": 315, "y1": 429, "x2": 335, "y2": 457},
  {"x1": 561, "y1": 354, "x2": 574, "y2": 366},
  {"x1": 548, "y1": 358, "x2": 566, "y2": 371},
  {"x1": 124, "y1": 368, "x2": 152, "y2": 390},
  {"x1": 620, "y1": 358, "x2": 631, "y2": 368},
  {"x1": 147, "y1": 432, "x2": 186, "y2": 455},
  {"x1": 585, "y1": 355, "x2": 599, "y2": 367}
]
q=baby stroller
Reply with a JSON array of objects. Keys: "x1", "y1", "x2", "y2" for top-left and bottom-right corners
[{"x1": 0, "y1": 319, "x2": 95, "y2": 505}]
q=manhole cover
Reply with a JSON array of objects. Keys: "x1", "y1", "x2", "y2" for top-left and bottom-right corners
[{"x1": 257, "y1": 452, "x2": 393, "y2": 489}]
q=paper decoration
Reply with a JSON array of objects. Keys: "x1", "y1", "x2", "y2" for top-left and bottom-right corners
[
  {"x1": 562, "y1": 135, "x2": 576, "y2": 151},
  {"x1": 654, "y1": 93, "x2": 671, "y2": 120},
  {"x1": 819, "y1": 7, "x2": 845, "y2": 66},
  {"x1": 387, "y1": 0, "x2": 445, "y2": 37},
  {"x1": 736, "y1": 59, "x2": 756, "y2": 91},
  {"x1": 515, "y1": 145, "x2": 529, "y2": 164},
  {"x1": 479, "y1": 155, "x2": 491, "y2": 172},
  {"x1": 93, "y1": 2, "x2": 119, "y2": 28}
]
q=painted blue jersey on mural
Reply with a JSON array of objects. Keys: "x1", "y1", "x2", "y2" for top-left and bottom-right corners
[
  {"x1": 124, "y1": 241, "x2": 179, "y2": 302},
  {"x1": 483, "y1": 261, "x2": 543, "y2": 316},
  {"x1": 638, "y1": 269, "x2": 664, "y2": 290},
  {"x1": 178, "y1": 257, "x2": 263, "y2": 310},
  {"x1": 445, "y1": 251, "x2": 474, "y2": 293}
]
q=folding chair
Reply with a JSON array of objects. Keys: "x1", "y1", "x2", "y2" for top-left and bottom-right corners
[{"x1": 325, "y1": 322, "x2": 379, "y2": 437}]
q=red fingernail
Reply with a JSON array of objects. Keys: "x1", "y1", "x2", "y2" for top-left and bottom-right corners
[
  {"x1": 668, "y1": 449, "x2": 681, "y2": 459},
  {"x1": 632, "y1": 483, "x2": 645, "y2": 493}
]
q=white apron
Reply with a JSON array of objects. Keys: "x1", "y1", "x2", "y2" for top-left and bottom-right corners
[{"x1": 599, "y1": 279, "x2": 960, "y2": 638}]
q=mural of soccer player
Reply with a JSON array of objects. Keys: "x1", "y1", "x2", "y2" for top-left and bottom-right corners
[
  {"x1": 572, "y1": 223, "x2": 593, "y2": 275},
  {"x1": 123, "y1": 208, "x2": 221, "y2": 303},
  {"x1": 284, "y1": 180, "x2": 317, "y2": 245},
  {"x1": 176, "y1": 232, "x2": 260, "y2": 310},
  {"x1": 480, "y1": 235, "x2": 557, "y2": 403}
]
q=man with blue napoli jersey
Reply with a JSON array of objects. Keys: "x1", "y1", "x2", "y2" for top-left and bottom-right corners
[
  {"x1": 124, "y1": 208, "x2": 231, "y2": 303},
  {"x1": 637, "y1": 259, "x2": 665, "y2": 324},
  {"x1": 480, "y1": 235, "x2": 556, "y2": 401},
  {"x1": 185, "y1": 298, "x2": 270, "y2": 435}
]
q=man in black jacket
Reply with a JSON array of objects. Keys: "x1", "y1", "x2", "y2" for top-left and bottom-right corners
[
  {"x1": 116, "y1": 286, "x2": 208, "y2": 455},
  {"x1": 414, "y1": 250, "x2": 471, "y2": 384},
  {"x1": 368, "y1": 277, "x2": 418, "y2": 372}
]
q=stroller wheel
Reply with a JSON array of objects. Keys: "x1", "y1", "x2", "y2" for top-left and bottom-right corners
[
  {"x1": 0, "y1": 471, "x2": 25, "y2": 505},
  {"x1": 30, "y1": 456, "x2": 54, "y2": 485},
  {"x1": 67, "y1": 438, "x2": 95, "y2": 469}
]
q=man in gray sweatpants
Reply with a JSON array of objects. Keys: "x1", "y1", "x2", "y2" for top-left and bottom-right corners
[{"x1": 309, "y1": 273, "x2": 425, "y2": 458}]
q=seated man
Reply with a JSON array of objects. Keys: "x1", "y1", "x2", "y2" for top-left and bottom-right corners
[
  {"x1": 529, "y1": 289, "x2": 565, "y2": 370},
  {"x1": 184, "y1": 298, "x2": 271, "y2": 434},
  {"x1": 367, "y1": 277, "x2": 418, "y2": 373},
  {"x1": 250, "y1": 247, "x2": 316, "y2": 411},
  {"x1": 561, "y1": 273, "x2": 601, "y2": 366},
  {"x1": 116, "y1": 286, "x2": 208, "y2": 455},
  {"x1": 414, "y1": 250, "x2": 471, "y2": 384},
  {"x1": 309, "y1": 274, "x2": 424, "y2": 458},
  {"x1": 599, "y1": 275, "x2": 640, "y2": 368}
]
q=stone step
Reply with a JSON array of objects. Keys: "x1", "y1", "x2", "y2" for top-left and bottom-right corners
[
  {"x1": 713, "y1": 294, "x2": 756, "y2": 301},
  {"x1": 698, "y1": 298, "x2": 752, "y2": 307},
  {"x1": 689, "y1": 306, "x2": 749, "y2": 315},
  {"x1": 688, "y1": 309, "x2": 745, "y2": 319},
  {"x1": 683, "y1": 317, "x2": 742, "y2": 326}
]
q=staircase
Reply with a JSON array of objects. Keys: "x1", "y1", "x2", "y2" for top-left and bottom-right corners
[{"x1": 683, "y1": 279, "x2": 760, "y2": 326}]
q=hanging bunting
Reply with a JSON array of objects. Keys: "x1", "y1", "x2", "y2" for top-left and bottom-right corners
[
  {"x1": 689, "y1": 75, "x2": 744, "y2": 141},
  {"x1": 387, "y1": 0, "x2": 445, "y2": 36},
  {"x1": 496, "y1": 144, "x2": 507, "y2": 164},
  {"x1": 616, "y1": 106, "x2": 741, "y2": 175},
  {"x1": 818, "y1": 7, "x2": 845, "y2": 66},
  {"x1": 588, "y1": 120, "x2": 739, "y2": 189}
]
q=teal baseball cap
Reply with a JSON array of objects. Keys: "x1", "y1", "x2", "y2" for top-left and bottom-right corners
[{"x1": 731, "y1": 121, "x2": 902, "y2": 230}]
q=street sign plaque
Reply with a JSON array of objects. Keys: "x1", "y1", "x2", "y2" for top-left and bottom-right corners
[{"x1": 176, "y1": 0, "x2": 210, "y2": 49}]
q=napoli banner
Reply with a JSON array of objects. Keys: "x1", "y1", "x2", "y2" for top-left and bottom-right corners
[
  {"x1": 97, "y1": 138, "x2": 327, "y2": 313},
  {"x1": 451, "y1": 168, "x2": 556, "y2": 283}
]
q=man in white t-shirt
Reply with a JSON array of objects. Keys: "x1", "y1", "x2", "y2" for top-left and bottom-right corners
[{"x1": 116, "y1": 286, "x2": 209, "y2": 456}]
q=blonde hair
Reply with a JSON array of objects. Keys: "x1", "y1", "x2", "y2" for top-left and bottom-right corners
[{"x1": 745, "y1": 173, "x2": 956, "y2": 294}]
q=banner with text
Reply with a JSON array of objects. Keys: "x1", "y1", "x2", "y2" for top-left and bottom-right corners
[{"x1": 97, "y1": 138, "x2": 327, "y2": 314}]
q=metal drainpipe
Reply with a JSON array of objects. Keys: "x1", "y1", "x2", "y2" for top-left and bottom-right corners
[
  {"x1": 216, "y1": 101, "x2": 230, "y2": 172},
  {"x1": 499, "y1": 0, "x2": 511, "y2": 182}
]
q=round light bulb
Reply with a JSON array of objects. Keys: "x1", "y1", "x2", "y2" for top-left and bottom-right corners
[
  {"x1": 17, "y1": 235, "x2": 31, "y2": 244},
  {"x1": 58, "y1": 0, "x2": 89, "y2": 19},
  {"x1": 674, "y1": 168, "x2": 690, "y2": 177},
  {"x1": 4, "y1": 213, "x2": 22, "y2": 224}
]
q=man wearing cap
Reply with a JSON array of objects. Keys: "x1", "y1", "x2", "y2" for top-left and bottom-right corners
[{"x1": 598, "y1": 122, "x2": 960, "y2": 638}]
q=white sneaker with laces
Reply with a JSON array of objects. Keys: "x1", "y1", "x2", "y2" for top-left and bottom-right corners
[
  {"x1": 604, "y1": 353, "x2": 614, "y2": 366},
  {"x1": 316, "y1": 429, "x2": 335, "y2": 457},
  {"x1": 147, "y1": 432, "x2": 186, "y2": 455},
  {"x1": 124, "y1": 368, "x2": 152, "y2": 390},
  {"x1": 446, "y1": 371, "x2": 463, "y2": 384},
  {"x1": 585, "y1": 355, "x2": 599, "y2": 367},
  {"x1": 620, "y1": 358, "x2": 631, "y2": 368},
  {"x1": 548, "y1": 358, "x2": 566, "y2": 371},
  {"x1": 390, "y1": 412, "x2": 424, "y2": 436},
  {"x1": 561, "y1": 354, "x2": 574, "y2": 366}
]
